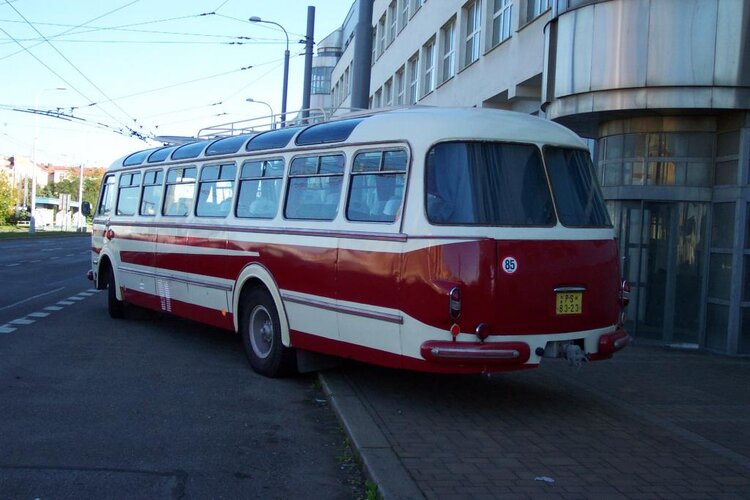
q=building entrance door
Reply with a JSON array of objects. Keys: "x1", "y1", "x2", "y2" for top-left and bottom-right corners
[{"x1": 615, "y1": 201, "x2": 706, "y2": 345}]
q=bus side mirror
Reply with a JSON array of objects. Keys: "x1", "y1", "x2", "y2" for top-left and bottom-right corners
[{"x1": 81, "y1": 201, "x2": 91, "y2": 216}]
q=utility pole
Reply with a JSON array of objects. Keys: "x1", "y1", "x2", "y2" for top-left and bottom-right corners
[
  {"x1": 77, "y1": 163, "x2": 84, "y2": 231},
  {"x1": 351, "y1": 0, "x2": 374, "y2": 110},
  {"x1": 301, "y1": 6, "x2": 315, "y2": 122}
]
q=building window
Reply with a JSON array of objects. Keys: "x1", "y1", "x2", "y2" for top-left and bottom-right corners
[
  {"x1": 395, "y1": 66, "x2": 406, "y2": 105},
  {"x1": 464, "y1": 1, "x2": 481, "y2": 67},
  {"x1": 597, "y1": 132, "x2": 713, "y2": 188},
  {"x1": 526, "y1": 0, "x2": 551, "y2": 21},
  {"x1": 377, "y1": 14, "x2": 386, "y2": 57},
  {"x1": 422, "y1": 39, "x2": 436, "y2": 96},
  {"x1": 407, "y1": 53, "x2": 419, "y2": 104},
  {"x1": 388, "y1": 1, "x2": 397, "y2": 45},
  {"x1": 311, "y1": 66, "x2": 334, "y2": 95},
  {"x1": 343, "y1": 67, "x2": 350, "y2": 98},
  {"x1": 374, "y1": 88, "x2": 382, "y2": 108},
  {"x1": 492, "y1": 0, "x2": 513, "y2": 46},
  {"x1": 384, "y1": 78, "x2": 393, "y2": 106},
  {"x1": 715, "y1": 130, "x2": 740, "y2": 186},
  {"x1": 399, "y1": 0, "x2": 409, "y2": 31},
  {"x1": 410, "y1": 0, "x2": 425, "y2": 17},
  {"x1": 441, "y1": 20, "x2": 456, "y2": 83},
  {"x1": 371, "y1": 29, "x2": 377, "y2": 64}
]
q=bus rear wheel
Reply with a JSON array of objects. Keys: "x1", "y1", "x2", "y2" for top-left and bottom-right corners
[
  {"x1": 240, "y1": 287, "x2": 296, "y2": 377},
  {"x1": 107, "y1": 267, "x2": 125, "y2": 319}
]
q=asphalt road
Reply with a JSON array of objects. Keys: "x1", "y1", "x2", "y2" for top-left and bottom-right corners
[{"x1": 0, "y1": 235, "x2": 364, "y2": 499}]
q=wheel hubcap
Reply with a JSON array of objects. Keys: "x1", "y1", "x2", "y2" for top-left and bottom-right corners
[{"x1": 249, "y1": 305, "x2": 273, "y2": 359}]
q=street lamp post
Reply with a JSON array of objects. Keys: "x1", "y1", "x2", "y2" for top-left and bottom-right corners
[
  {"x1": 246, "y1": 98, "x2": 275, "y2": 129},
  {"x1": 249, "y1": 16, "x2": 289, "y2": 128},
  {"x1": 30, "y1": 87, "x2": 66, "y2": 233}
]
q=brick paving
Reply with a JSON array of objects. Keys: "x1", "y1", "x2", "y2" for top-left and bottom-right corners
[{"x1": 322, "y1": 345, "x2": 750, "y2": 499}]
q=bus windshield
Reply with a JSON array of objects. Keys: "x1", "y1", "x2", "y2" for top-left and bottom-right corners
[
  {"x1": 544, "y1": 146, "x2": 611, "y2": 227},
  {"x1": 425, "y1": 141, "x2": 610, "y2": 227}
]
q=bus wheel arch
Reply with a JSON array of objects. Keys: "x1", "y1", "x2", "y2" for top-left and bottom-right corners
[
  {"x1": 98, "y1": 254, "x2": 124, "y2": 319},
  {"x1": 234, "y1": 264, "x2": 296, "y2": 377}
]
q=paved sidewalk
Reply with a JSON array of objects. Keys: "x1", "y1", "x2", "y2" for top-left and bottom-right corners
[{"x1": 321, "y1": 345, "x2": 750, "y2": 499}]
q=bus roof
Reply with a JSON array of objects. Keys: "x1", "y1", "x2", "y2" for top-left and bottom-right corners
[{"x1": 107, "y1": 107, "x2": 585, "y2": 172}]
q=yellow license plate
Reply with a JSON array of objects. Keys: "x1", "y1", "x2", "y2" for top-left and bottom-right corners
[{"x1": 556, "y1": 292, "x2": 582, "y2": 315}]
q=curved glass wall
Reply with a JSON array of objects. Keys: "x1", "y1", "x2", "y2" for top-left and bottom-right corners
[{"x1": 599, "y1": 131, "x2": 712, "y2": 347}]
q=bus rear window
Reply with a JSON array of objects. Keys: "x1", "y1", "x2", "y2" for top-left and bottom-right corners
[
  {"x1": 544, "y1": 147, "x2": 611, "y2": 227},
  {"x1": 426, "y1": 142, "x2": 555, "y2": 226}
]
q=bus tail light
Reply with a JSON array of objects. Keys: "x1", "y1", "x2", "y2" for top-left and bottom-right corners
[
  {"x1": 619, "y1": 280, "x2": 630, "y2": 307},
  {"x1": 618, "y1": 280, "x2": 630, "y2": 326},
  {"x1": 449, "y1": 287, "x2": 461, "y2": 320}
]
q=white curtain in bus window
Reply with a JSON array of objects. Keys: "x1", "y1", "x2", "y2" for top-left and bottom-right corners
[
  {"x1": 196, "y1": 163, "x2": 237, "y2": 217},
  {"x1": 116, "y1": 171, "x2": 142, "y2": 216},
  {"x1": 237, "y1": 159, "x2": 284, "y2": 219},
  {"x1": 544, "y1": 147, "x2": 611, "y2": 227},
  {"x1": 347, "y1": 149, "x2": 407, "y2": 222},
  {"x1": 139, "y1": 169, "x2": 164, "y2": 216},
  {"x1": 285, "y1": 154, "x2": 344, "y2": 220},
  {"x1": 163, "y1": 166, "x2": 197, "y2": 216},
  {"x1": 425, "y1": 142, "x2": 554, "y2": 225}
]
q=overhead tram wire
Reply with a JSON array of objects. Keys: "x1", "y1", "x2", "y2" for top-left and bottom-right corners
[
  {"x1": 0, "y1": 0, "x2": 141, "y2": 62},
  {"x1": 5, "y1": 2, "x2": 152, "y2": 140}
]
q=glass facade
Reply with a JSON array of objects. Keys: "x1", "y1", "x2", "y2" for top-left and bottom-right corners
[{"x1": 599, "y1": 126, "x2": 748, "y2": 354}]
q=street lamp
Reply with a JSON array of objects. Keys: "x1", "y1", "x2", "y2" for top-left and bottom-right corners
[
  {"x1": 246, "y1": 98, "x2": 275, "y2": 129},
  {"x1": 30, "y1": 86, "x2": 66, "y2": 233},
  {"x1": 249, "y1": 15, "x2": 289, "y2": 128}
]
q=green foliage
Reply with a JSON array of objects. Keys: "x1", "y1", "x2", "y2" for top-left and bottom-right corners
[
  {"x1": 0, "y1": 173, "x2": 17, "y2": 224},
  {"x1": 365, "y1": 481, "x2": 379, "y2": 500}
]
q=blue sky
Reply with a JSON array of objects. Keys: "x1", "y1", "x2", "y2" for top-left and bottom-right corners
[{"x1": 0, "y1": 0, "x2": 344, "y2": 167}]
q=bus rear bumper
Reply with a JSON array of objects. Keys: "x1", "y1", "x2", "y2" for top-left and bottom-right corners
[
  {"x1": 590, "y1": 327, "x2": 630, "y2": 360},
  {"x1": 420, "y1": 340, "x2": 531, "y2": 364}
]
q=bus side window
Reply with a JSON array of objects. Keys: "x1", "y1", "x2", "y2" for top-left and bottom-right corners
[
  {"x1": 347, "y1": 149, "x2": 407, "y2": 223},
  {"x1": 116, "y1": 171, "x2": 142, "y2": 216},
  {"x1": 140, "y1": 169, "x2": 164, "y2": 216},
  {"x1": 163, "y1": 166, "x2": 197, "y2": 217},
  {"x1": 285, "y1": 154, "x2": 344, "y2": 220},
  {"x1": 196, "y1": 163, "x2": 236, "y2": 217},
  {"x1": 237, "y1": 159, "x2": 284, "y2": 219},
  {"x1": 97, "y1": 175, "x2": 116, "y2": 216}
]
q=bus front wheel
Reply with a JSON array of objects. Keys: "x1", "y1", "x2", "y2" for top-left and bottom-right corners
[
  {"x1": 107, "y1": 267, "x2": 125, "y2": 319},
  {"x1": 240, "y1": 287, "x2": 296, "y2": 377}
]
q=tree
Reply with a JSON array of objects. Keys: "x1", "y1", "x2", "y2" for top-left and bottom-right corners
[
  {"x1": 83, "y1": 170, "x2": 104, "y2": 207},
  {"x1": 0, "y1": 172, "x2": 17, "y2": 224}
]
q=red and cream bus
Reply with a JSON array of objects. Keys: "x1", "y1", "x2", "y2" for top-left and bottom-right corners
[{"x1": 88, "y1": 107, "x2": 629, "y2": 377}]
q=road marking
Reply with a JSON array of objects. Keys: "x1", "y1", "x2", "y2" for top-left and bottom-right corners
[
  {"x1": 30, "y1": 260, "x2": 41, "y2": 263},
  {"x1": 1, "y1": 289, "x2": 103, "y2": 334},
  {"x1": 0, "y1": 287, "x2": 66, "y2": 311},
  {"x1": 9, "y1": 318, "x2": 34, "y2": 325},
  {"x1": 6, "y1": 263, "x2": 20, "y2": 267}
]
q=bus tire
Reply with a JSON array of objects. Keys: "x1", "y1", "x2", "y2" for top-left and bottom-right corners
[
  {"x1": 107, "y1": 267, "x2": 125, "y2": 319},
  {"x1": 240, "y1": 287, "x2": 296, "y2": 377}
]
